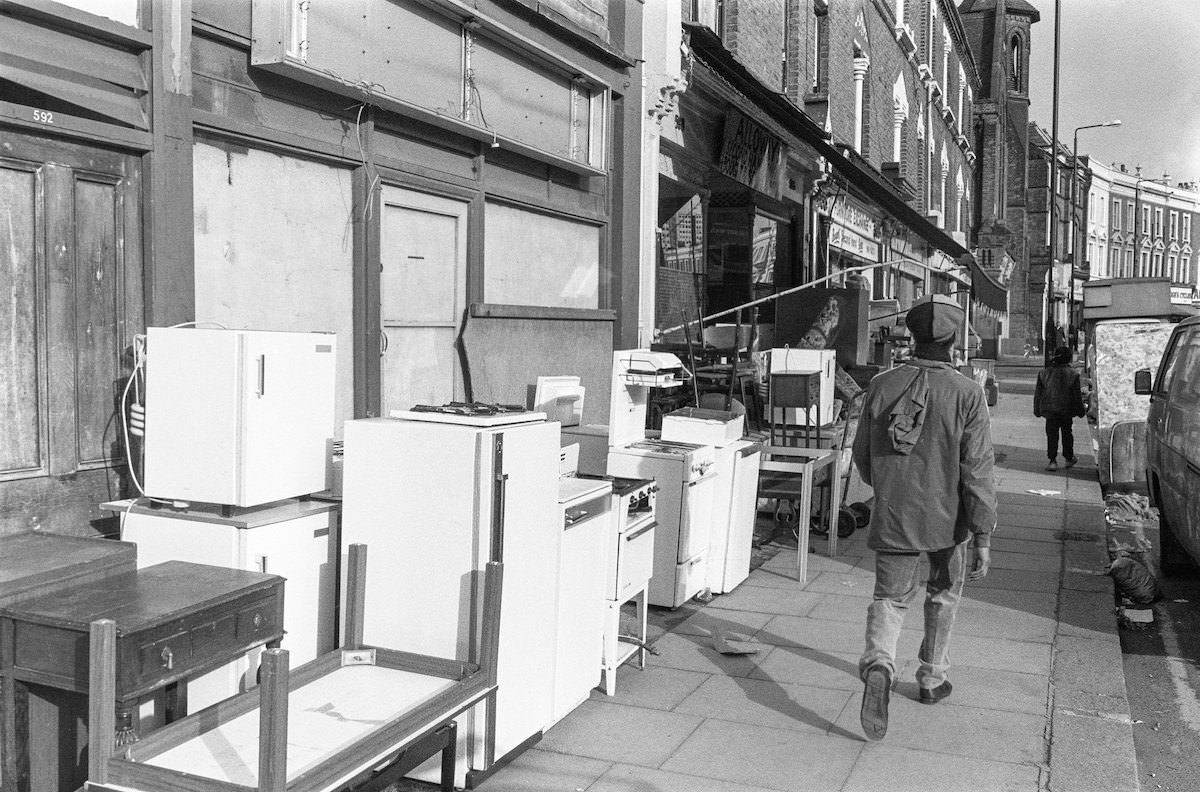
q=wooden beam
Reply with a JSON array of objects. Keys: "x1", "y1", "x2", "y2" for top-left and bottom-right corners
[
  {"x1": 258, "y1": 649, "x2": 289, "y2": 792},
  {"x1": 344, "y1": 543, "x2": 367, "y2": 649}
]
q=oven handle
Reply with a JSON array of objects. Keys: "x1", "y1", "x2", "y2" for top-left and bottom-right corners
[{"x1": 624, "y1": 521, "x2": 657, "y2": 541}]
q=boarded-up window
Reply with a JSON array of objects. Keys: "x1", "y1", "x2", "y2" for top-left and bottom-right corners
[{"x1": 483, "y1": 202, "x2": 602, "y2": 309}]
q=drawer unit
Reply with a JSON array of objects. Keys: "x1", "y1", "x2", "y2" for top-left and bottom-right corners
[{"x1": 0, "y1": 562, "x2": 283, "y2": 792}]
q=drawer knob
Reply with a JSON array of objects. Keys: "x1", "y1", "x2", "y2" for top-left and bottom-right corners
[
  {"x1": 160, "y1": 646, "x2": 174, "y2": 671},
  {"x1": 253, "y1": 613, "x2": 264, "y2": 629}
]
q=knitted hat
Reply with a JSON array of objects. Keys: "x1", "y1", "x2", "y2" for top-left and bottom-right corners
[{"x1": 905, "y1": 294, "x2": 964, "y2": 344}]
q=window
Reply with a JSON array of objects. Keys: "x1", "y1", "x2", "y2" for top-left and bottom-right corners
[
  {"x1": 1153, "y1": 251, "x2": 1163, "y2": 277},
  {"x1": 1008, "y1": 33, "x2": 1023, "y2": 92},
  {"x1": 1143, "y1": 205, "x2": 1151, "y2": 236},
  {"x1": 1125, "y1": 248, "x2": 1134, "y2": 277},
  {"x1": 1112, "y1": 199, "x2": 1121, "y2": 230},
  {"x1": 1141, "y1": 250, "x2": 1150, "y2": 276},
  {"x1": 1185, "y1": 214, "x2": 1193, "y2": 243},
  {"x1": 1169, "y1": 254, "x2": 1179, "y2": 282},
  {"x1": 484, "y1": 202, "x2": 602, "y2": 309},
  {"x1": 1155, "y1": 208, "x2": 1164, "y2": 239},
  {"x1": 1127, "y1": 203, "x2": 1135, "y2": 231},
  {"x1": 1110, "y1": 247, "x2": 1120, "y2": 276},
  {"x1": 1171, "y1": 210, "x2": 1179, "y2": 240},
  {"x1": 659, "y1": 195, "x2": 705, "y2": 274},
  {"x1": 813, "y1": 2, "x2": 829, "y2": 93}
]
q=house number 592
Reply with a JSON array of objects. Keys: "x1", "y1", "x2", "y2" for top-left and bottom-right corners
[{"x1": 32, "y1": 109, "x2": 53, "y2": 124}]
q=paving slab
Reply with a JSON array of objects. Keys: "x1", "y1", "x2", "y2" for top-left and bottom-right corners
[
  {"x1": 537, "y1": 699, "x2": 703, "y2": 766},
  {"x1": 588, "y1": 664, "x2": 709, "y2": 711},
  {"x1": 660, "y1": 719, "x2": 863, "y2": 792},
  {"x1": 672, "y1": 674, "x2": 856, "y2": 736},
  {"x1": 841, "y1": 743, "x2": 1043, "y2": 792},
  {"x1": 589, "y1": 763, "x2": 785, "y2": 792},
  {"x1": 470, "y1": 749, "x2": 610, "y2": 792}
]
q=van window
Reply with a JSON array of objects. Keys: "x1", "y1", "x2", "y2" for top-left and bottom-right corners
[
  {"x1": 1156, "y1": 329, "x2": 1189, "y2": 393},
  {"x1": 1164, "y1": 329, "x2": 1200, "y2": 456}
]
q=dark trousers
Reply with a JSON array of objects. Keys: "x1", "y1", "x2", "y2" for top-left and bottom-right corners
[{"x1": 1045, "y1": 412, "x2": 1075, "y2": 461}]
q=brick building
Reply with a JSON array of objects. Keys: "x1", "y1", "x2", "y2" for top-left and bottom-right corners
[
  {"x1": 644, "y1": 0, "x2": 1006, "y2": 359},
  {"x1": 959, "y1": 0, "x2": 1039, "y2": 355}
]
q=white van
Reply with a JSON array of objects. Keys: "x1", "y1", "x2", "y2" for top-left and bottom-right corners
[{"x1": 1134, "y1": 315, "x2": 1200, "y2": 574}]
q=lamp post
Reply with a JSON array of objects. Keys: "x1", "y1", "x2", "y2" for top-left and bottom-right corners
[
  {"x1": 1069, "y1": 120, "x2": 1121, "y2": 347},
  {"x1": 1045, "y1": 0, "x2": 1062, "y2": 365}
]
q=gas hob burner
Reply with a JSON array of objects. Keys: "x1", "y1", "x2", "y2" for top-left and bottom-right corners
[{"x1": 410, "y1": 401, "x2": 528, "y2": 416}]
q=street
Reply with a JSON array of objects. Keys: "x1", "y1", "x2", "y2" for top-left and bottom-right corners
[
  {"x1": 997, "y1": 360, "x2": 1200, "y2": 792},
  {"x1": 1121, "y1": 549, "x2": 1200, "y2": 792}
]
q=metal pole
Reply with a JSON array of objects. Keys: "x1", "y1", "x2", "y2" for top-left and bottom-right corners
[
  {"x1": 1045, "y1": 0, "x2": 1061, "y2": 366},
  {"x1": 1070, "y1": 129, "x2": 1079, "y2": 350}
]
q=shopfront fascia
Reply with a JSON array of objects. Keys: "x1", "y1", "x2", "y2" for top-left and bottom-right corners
[{"x1": 658, "y1": 31, "x2": 825, "y2": 334}]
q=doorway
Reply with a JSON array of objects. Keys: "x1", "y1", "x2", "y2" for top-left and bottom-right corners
[{"x1": 379, "y1": 187, "x2": 469, "y2": 413}]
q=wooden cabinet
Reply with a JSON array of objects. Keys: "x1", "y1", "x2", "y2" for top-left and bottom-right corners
[{"x1": 0, "y1": 561, "x2": 283, "y2": 792}]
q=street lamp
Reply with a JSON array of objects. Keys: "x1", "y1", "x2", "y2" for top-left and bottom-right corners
[{"x1": 1069, "y1": 120, "x2": 1121, "y2": 347}]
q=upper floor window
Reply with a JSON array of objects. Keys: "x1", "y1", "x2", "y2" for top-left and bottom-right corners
[
  {"x1": 1170, "y1": 210, "x2": 1179, "y2": 239},
  {"x1": 1155, "y1": 207, "x2": 1163, "y2": 238},
  {"x1": 1184, "y1": 214, "x2": 1193, "y2": 243},
  {"x1": 1112, "y1": 199, "x2": 1121, "y2": 230},
  {"x1": 813, "y1": 1, "x2": 830, "y2": 93},
  {"x1": 1142, "y1": 205, "x2": 1151, "y2": 236},
  {"x1": 1009, "y1": 33, "x2": 1023, "y2": 92}
]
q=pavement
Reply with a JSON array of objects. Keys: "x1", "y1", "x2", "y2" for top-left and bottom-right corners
[{"x1": 467, "y1": 358, "x2": 1140, "y2": 792}]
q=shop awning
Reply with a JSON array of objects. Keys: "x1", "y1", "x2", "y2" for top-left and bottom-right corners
[
  {"x1": 684, "y1": 23, "x2": 999, "y2": 284},
  {"x1": 968, "y1": 256, "x2": 1009, "y2": 315}
]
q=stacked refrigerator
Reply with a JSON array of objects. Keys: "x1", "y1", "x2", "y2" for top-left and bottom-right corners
[{"x1": 340, "y1": 415, "x2": 559, "y2": 788}]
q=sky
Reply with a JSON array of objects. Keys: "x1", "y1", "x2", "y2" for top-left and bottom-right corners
[{"x1": 1026, "y1": 0, "x2": 1200, "y2": 183}]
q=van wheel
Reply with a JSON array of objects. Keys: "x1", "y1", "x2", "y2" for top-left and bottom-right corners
[{"x1": 1158, "y1": 509, "x2": 1198, "y2": 577}]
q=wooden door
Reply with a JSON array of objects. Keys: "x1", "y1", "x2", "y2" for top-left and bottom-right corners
[
  {"x1": 379, "y1": 187, "x2": 468, "y2": 413},
  {"x1": 0, "y1": 130, "x2": 143, "y2": 537}
]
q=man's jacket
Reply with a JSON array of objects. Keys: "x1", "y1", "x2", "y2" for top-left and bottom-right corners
[
  {"x1": 852, "y1": 358, "x2": 997, "y2": 552},
  {"x1": 1034, "y1": 364, "x2": 1084, "y2": 417}
]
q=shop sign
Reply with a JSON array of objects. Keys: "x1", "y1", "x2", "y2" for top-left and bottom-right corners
[
  {"x1": 1171, "y1": 286, "x2": 1194, "y2": 304},
  {"x1": 717, "y1": 107, "x2": 780, "y2": 187},
  {"x1": 829, "y1": 198, "x2": 880, "y2": 261}
]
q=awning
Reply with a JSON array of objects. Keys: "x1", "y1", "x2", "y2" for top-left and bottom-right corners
[
  {"x1": 968, "y1": 256, "x2": 1009, "y2": 315},
  {"x1": 684, "y1": 23, "x2": 999, "y2": 282}
]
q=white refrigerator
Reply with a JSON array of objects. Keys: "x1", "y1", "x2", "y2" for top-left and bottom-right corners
[
  {"x1": 142, "y1": 327, "x2": 336, "y2": 507},
  {"x1": 706, "y1": 440, "x2": 763, "y2": 593},
  {"x1": 340, "y1": 415, "x2": 559, "y2": 788}
]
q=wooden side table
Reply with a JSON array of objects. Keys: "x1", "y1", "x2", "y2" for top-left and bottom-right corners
[{"x1": 0, "y1": 561, "x2": 283, "y2": 792}]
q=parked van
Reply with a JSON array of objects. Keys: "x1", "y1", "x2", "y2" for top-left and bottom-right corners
[{"x1": 1134, "y1": 315, "x2": 1200, "y2": 574}]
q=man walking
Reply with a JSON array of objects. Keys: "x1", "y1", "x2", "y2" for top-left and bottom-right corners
[
  {"x1": 1034, "y1": 345, "x2": 1086, "y2": 471},
  {"x1": 852, "y1": 294, "x2": 996, "y2": 740}
]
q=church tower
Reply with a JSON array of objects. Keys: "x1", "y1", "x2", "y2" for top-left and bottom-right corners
[{"x1": 959, "y1": 0, "x2": 1040, "y2": 354}]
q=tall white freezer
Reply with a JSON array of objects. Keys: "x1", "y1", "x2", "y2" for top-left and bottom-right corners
[
  {"x1": 142, "y1": 327, "x2": 336, "y2": 507},
  {"x1": 340, "y1": 416, "x2": 559, "y2": 788}
]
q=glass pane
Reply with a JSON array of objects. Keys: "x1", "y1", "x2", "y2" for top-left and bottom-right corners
[
  {"x1": 0, "y1": 166, "x2": 42, "y2": 472},
  {"x1": 751, "y1": 214, "x2": 778, "y2": 286},
  {"x1": 382, "y1": 204, "x2": 460, "y2": 323}
]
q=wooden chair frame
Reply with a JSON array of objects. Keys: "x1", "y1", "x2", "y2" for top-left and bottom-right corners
[{"x1": 85, "y1": 544, "x2": 502, "y2": 792}]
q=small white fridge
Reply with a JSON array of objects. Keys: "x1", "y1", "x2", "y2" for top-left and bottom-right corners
[
  {"x1": 706, "y1": 440, "x2": 763, "y2": 593},
  {"x1": 340, "y1": 413, "x2": 559, "y2": 788},
  {"x1": 142, "y1": 327, "x2": 336, "y2": 507}
]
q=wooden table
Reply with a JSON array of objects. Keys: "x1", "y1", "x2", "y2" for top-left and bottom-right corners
[
  {"x1": 756, "y1": 445, "x2": 843, "y2": 583},
  {"x1": 0, "y1": 561, "x2": 284, "y2": 792}
]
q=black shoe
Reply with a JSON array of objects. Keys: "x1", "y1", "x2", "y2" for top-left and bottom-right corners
[
  {"x1": 860, "y1": 665, "x2": 892, "y2": 740},
  {"x1": 1064, "y1": 457, "x2": 1078, "y2": 468},
  {"x1": 919, "y1": 680, "x2": 953, "y2": 705}
]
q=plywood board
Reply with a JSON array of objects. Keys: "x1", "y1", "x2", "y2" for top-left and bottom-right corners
[{"x1": 461, "y1": 310, "x2": 613, "y2": 426}]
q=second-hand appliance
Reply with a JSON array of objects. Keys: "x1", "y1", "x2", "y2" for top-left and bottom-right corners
[
  {"x1": 604, "y1": 350, "x2": 716, "y2": 609},
  {"x1": 600, "y1": 477, "x2": 657, "y2": 695},
  {"x1": 141, "y1": 326, "x2": 336, "y2": 507},
  {"x1": 340, "y1": 406, "x2": 558, "y2": 788}
]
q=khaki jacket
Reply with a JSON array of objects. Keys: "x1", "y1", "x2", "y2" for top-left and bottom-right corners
[{"x1": 852, "y1": 358, "x2": 997, "y2": 552}]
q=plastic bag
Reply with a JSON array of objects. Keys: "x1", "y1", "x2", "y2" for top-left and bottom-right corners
[{"x1": 1107, "y1": 555, "x2": 1162, "y2": 605}]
